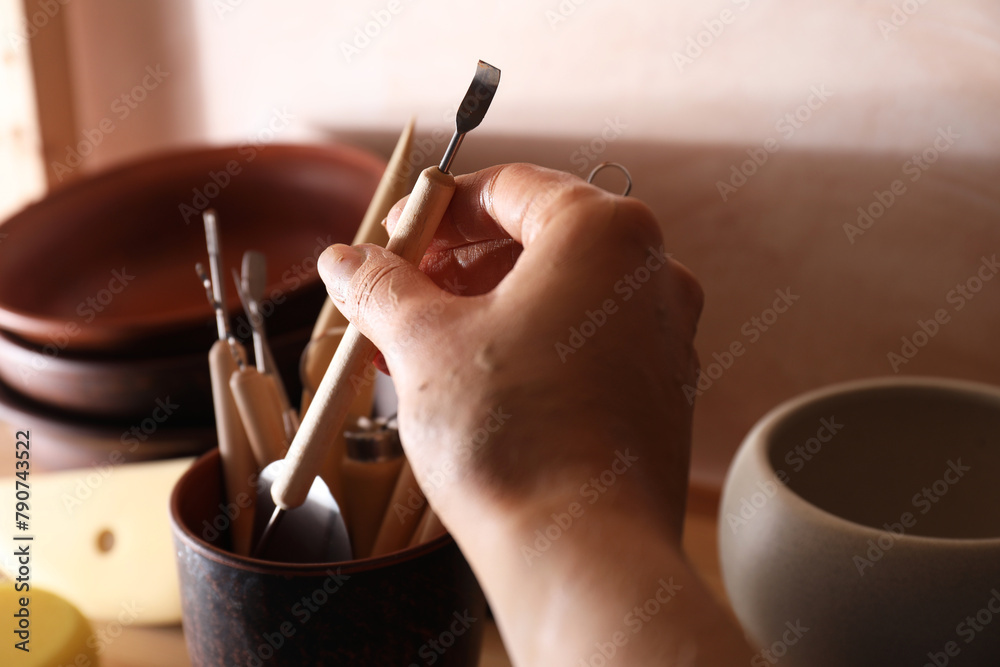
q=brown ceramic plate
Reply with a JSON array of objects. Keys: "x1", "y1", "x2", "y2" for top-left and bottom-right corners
[
  {"x1": 0, "y1": 144, "x2": 383, "y2": 352},
  {"x1": 0, "y1": 318, "x2": 316, "y2": 422},
  {"x1": 0, "y1": 379, "x2": 214, "y2": 472}
]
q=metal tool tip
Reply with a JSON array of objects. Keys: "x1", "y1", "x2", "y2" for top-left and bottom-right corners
[
  {"x1": 253, "y1": 507, "x2": 285, "y2": 559},
  {"x1": 242, "y1": 251, "x2": 268, "y2": 301},
  {"x1": 455, "y1": 60, "x2": 501, "y2": 133},
  {"x1": 440, "y1": 60, "x2": 502, "y2": 174},
  {"x1": 203, "y1": 210, "x2": 219, "y2": 253}
]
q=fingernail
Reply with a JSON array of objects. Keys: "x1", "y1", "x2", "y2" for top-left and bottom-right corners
[{"x1": 318, "y1": 244, "x2": 365, "y2": 301}]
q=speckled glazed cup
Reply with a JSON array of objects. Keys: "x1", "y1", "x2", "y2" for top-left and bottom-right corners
[
  {"x1": 720, "y1": 377, "x2": 1000, "y2": 667},
  {"x1": 170, "y1": 449, "x2": 486, "y2": 666}
]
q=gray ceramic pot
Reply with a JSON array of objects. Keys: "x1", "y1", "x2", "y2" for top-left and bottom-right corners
[{"x1": 719, "y1": 377, "x2": 1000, "y2": 667}]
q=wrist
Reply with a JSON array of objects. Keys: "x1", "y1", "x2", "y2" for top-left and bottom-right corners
[{"x1": 451, "y1": 496, "x2": 692, "y2": 666}]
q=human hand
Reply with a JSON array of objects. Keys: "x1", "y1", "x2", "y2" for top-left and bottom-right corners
[{"x1": 317, "y1": 163, "x2": 703, "y2": 541}]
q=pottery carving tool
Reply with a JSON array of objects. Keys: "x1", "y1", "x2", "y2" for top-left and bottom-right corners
[
  {"x1": 230, "y1": 269, "x2": 291, "y2": 468},
  {"x1": 297, "y1": 120, "x2": 416, "y2": 502},
  {"x1": 255, "y1": 61, "x2": 501, "y2": 556},
  {"x1": 340, "y1": 416, "x2": 405, "y2": 559},
  {"x1": 370, "y1": 459, "x2": 426, "y2": 556},
  {"x1": 301, "y1": 117, "x2": 416, "y2": 414},
  {"x1": 240, "y1": 251, "x2": 299, "y2": 438},
  {"x1": 199, "y1": 210, "x2": 257, "y2": 556}
]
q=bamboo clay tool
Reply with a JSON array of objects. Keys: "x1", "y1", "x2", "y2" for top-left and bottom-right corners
[
  {"x1": 301, "y1": 116, "x2": 416, "y2": 414},
  {"x1": 370, "y1": 459, "x2": 426, "y2": 556},
  {"x1": 255, "y1": 61, "x2": 501, "y2": 556},
  {"x1": 198, "y1": 210, "x2": 257, "y2": 556},
  {"x1": 299, "y1": 118, "x2": 415, "y2": 500}
]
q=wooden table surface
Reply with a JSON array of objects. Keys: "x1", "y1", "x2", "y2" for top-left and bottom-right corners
[{"x1": 101, "y1": 488, "x2": 726, "y2": 667}]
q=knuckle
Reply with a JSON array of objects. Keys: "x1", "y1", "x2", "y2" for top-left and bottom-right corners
[
  {"x1": 678, "y1": 268, "x2": 705, "y2": 320},
  {"x1": 610, "y1": 197, "x2": 663, "y2": 248},
  {"x1": 349, "y1": 258, "x2": 400, "y2": 319}
]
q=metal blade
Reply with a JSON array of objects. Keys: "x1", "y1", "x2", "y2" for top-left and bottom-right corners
[
  {"x1": 455, "y1": 60, "x2": 501, "y2": 135},
  {"x1": 439, "y1": 60, "x2": 501, "y2": 173}
]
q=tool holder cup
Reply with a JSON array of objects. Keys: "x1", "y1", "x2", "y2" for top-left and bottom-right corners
[{"x1": 170, "y1": 449, "x2": 486, "y2": 666}]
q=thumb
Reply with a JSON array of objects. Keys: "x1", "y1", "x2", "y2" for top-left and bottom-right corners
[{"x1": 317, "y1": 243, "x2": 446, "y2": 362}]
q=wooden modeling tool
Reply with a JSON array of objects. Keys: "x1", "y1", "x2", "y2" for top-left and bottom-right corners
[
  {"x1": 254, "y1": 61, "x2": 501, "y2": 557},
  {"x1": 340, "y1": 417, "x2": 405, "y2": 559},
  {"x1": 370, "y1": 459, "x2": 426, "y2": 556},
  {"x1": 240, "y1": 251, "x2": 298, "y2": 438},
  {"x1": 301, "y1": 116, "x2": 416, "y2": 414},
  {"x1": 198, "y1": 210, "x2": 256, "y2": 555},
  {"x1": 230, "y1": 268, "x2": 290, "y2": 468}
]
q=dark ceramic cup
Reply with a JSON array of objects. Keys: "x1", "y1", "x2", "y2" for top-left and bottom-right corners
[{"x1": 170, "y1": 449, "x2": 486, "y2": 666}]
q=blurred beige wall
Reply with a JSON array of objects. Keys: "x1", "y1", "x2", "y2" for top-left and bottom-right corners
[
  {"x1": 21, "y1": 0, "x2": 1000, "y2": 488},
  {"x1": 0, "y1": 0, "x2": 45, "y2": 219}
]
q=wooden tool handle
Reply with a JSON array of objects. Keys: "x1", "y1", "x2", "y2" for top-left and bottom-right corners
[
  {"x1": 301, "y1": 118, "x2": 415, "y2": 415},
  {"x1": 341, "y1": 455, "x2": 405, "y2": 559},
  {"x1": 273, "y1": 166, "x2": 456, "y2": 511},
  {"x1": 409, "y1": 507, "x2": 447, "y2": 548},
  {"x1": 305, "y1": 117, "x2": 416, "y2": 348},
  {"x1": 230, "y1": 368, "x2": 289, "y2": 468},
  {"x1": 371, "y1": 460, "x2": 426, "y2": 556},
  {"x1": 208, "y1": 340, "x2": 256, "y2": 555}
]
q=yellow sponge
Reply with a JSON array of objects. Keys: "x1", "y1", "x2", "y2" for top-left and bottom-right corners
[{"x1": 0, "y1": 585, "x2": 98, "y2": 666}]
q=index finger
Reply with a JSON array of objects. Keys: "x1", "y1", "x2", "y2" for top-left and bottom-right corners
[{"x1": 386, "y1": 163, "x2": 617, "y2": 251}]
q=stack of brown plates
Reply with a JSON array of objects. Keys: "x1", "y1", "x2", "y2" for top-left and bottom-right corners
[{"x1": 0, "y1": 143, "x2": 384, "y2": 469}]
